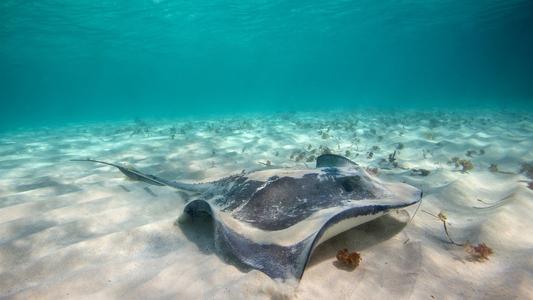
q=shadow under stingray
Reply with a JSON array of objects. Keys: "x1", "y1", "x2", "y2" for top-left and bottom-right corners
[
  {"x1": 176, "y1": 212, "x2": 254, "y2": 274},
  {"x1": 176, "y1": 209, "x2": 412, "y2": 278},
  {"x1": 307, "y1": 210, "x2": 411, "y2": 270}
]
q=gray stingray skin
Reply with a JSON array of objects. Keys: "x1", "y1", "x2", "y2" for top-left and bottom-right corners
[{"x1": 73, "y1": 154, "x2": 422, "y2": 279}]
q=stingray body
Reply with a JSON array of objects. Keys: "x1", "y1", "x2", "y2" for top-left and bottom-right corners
[{"x1": 73, "y1": 154, "x2": 422, "y2": 279}]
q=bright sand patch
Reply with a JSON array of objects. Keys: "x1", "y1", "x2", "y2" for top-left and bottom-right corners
[{"x1": 0, "y1": 111, "x2": 532, "y2": 299}]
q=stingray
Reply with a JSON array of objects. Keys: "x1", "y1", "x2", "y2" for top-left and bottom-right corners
[{"x1": 73, "y1": 154, "x2": 422, "y2": 279}]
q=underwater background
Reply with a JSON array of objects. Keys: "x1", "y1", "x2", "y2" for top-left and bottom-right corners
[
  {"x1": 2, "y1": 2, "x2": 533, "y2": 298},
  {"x1": 1, "y1": 0, "x2": 533, "y2": 130}
]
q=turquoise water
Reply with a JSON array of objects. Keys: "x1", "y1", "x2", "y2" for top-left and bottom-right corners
[{"x1": 1, "y1": 0, "x2": 532, "y2": 130}]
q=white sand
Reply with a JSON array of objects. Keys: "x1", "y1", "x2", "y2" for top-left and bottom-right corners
[{"x1": 0, "y1": 110, "x2": 532, "y2": 299}]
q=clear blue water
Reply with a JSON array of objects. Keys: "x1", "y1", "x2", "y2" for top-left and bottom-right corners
[{"x1": 1, "y1": 0, "x2": 532, "y2": 130}]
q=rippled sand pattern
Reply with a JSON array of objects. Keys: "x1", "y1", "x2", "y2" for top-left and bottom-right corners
[{"x1": 0, "y1": 111, "x2": 532, "y2": 299}]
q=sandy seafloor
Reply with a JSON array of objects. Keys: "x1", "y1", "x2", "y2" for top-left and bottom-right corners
[{"x1": 0, "y1": 110, "x2": 532, "y2": 299}]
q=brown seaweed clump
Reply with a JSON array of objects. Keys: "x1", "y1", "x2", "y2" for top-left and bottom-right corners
[
  {"x1": 466, "y1": 149, "x2": 485, "y2": 157},
  {"x1": 449, "y1": 156, "x2": 460, "y2": 165},
  {"x1": 459, "y1": 159, "x2": 474, "y2": 173},
  {"x1": 465, "y1": 243, "x2": 493, "y2": 261},
  {"x1": 449, "y1": 157, "x2": 474, "y2": 173},
  {"x1": 336, "y1": 249, "x2": 361, "y2": 269},
  {"x1": 466, "y1": 150, "x2": 476, "y2": 157}
]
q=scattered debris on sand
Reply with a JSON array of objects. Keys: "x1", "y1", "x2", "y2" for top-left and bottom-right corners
[
  {"x1": 365, "y1": 167, "x2": 379, "y2": 176},
  {"x1": 449, "y1": 157, "x2": 474, "y2": 173},
  {"x1": 488, "y1": 163, "x2": 515, "y2": 175},
  {"x1": 423, "y1": 210, "x2": 493, "y2": 262},
  {"x1": 410, "y1": 168, "x2": 430, "y2": 176},
  {"x1": 336, "y1": 249, "x2": 362, "y2": 269},
  {"x1": 466, "y1": 149, "x2": 485, "y2": 157},
  {"x1": 464, "y1": 243, "x2": 493, "y2": 261}
]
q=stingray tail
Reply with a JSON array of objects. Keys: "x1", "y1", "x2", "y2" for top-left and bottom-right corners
[{"x1": 71, "y1": 159, "x2": 205, "y2": 192}]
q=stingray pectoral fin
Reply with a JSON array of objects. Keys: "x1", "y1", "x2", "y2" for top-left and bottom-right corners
[
  {"x1": 181, "y1": 190, "x2": 422, "y2": 280},
  {"x1": 316, "y1": 154, "x2": 359, "y2": 168},
  {"x1": 181, "y1": 199, "x2": 311, "y2": 279},
  {"x1": 71, "y1": 159, "x2": 206, "y2": 192},
  {"x1": 181, "y1": 201, "x2": 411, "y2": 279},
  {"x1": 295, "y1": 201, "x2": 421, "y2": 279}
]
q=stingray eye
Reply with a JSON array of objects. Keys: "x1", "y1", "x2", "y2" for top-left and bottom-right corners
[{"x1": 339, "y1": 176, "x2": 362, "y2": 193}]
